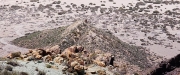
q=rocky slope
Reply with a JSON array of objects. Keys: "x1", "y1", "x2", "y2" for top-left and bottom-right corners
[
  {"x1": 2, "y1": 45, "x2": 114, "y2": 75},
  {"x1": 146, "y1": 54, "x2": 180, "y2": 75},
  {"x1": 12, "y1": 20, "x2": 163, "y2": 73}
]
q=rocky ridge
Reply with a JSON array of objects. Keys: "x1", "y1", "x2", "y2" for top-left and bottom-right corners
[
  {"x1": 12, "y1": 20, "x2": 162, "y2": 70},
  {"x1": 4, "y1": 45, "x2": 115, "y2": 75}
]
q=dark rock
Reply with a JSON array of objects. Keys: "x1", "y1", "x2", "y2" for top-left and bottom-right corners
[{"x1": 149, "y1": 54, "x2": 180, "y2": 75}]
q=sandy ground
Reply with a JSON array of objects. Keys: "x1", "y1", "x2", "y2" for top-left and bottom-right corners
[{"x1": 0, "y1": 0, "x2": 180, "y2": 59}]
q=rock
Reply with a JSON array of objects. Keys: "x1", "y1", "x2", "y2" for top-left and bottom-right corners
[
  {"x1": 77, "y1": 46, "x2": 84, "y2": 52},
  {"x1": 67, "y1": 67, "x2": 74, "y2": 73},
  {"x1": 30, "y1": 49, "x2": 47, "y2": 57},
  {"x1": 37, "y1": 49, "x2": 47, "y2": 56},
  {"x1": 25, "y1": 53, "x2": 32, "y2": 57},
  {"x1": 71, "y1": 61, "x2": 79, "y2": 67},
  {"x1": 74, "y1": 65, "x2": 84, "y2": 71},
  {"x1": 51, "y1": 66, "x2": 59, "y2": 69},
  {"x1": 90, "y1": 71, "x2": 97, "y2": 74},
  {"x1": 77, "y1": 59, "x2": 84, "y2": 65},
  {"x1": 69, "y1": 46, "x2": 78, "y2": 53},
  {"x1": 148, "y1": 54, "x2": 180, "y2": 75},
  {"x1": 93, "y1": 60, "x2": 106, "y2": 67},
  {"x1": 62, "y1": 66, "x2": 68, "y2": 71},
  {"x1": 43, "y1": 55, "x2": 52, "y2": 62},
  {"x1": 31, "y1": 49, "x2": 39, "y2": 56},
  {"x1": 84, "y1": 66, "x2": 88, "y2": 70},
  {"x1": 95, "y1": 49, "x2": 102, "y2": 54},
  {"x1": 53, "y1": 57, "x2": 64, "y2": 64},
  {"x1": 35, "y1": 55, "x2": 42, "y2": 59},
  {"x1": 60, "y1": 46, "x2": 78, "y2": 59},
  {"x1": 109, "y1": 56, "x2": 115, "y2": 66},
  {"x1": 46, "y1": 45, "x2": 61, "y2": 54},
  {"x1": 28, "y1": 50, "x2": 33, "y2": 53},
  {"x1": 5, "y1": 65, "x2": 13, "y2": 71},
  {"x1": 49, "y1": 61, "x2": 54, "y2": 65},
  {"x1": 97, "y1": 70, "x2": 106, "y2": 75},
  {"x1": 7, "y1": 52, "x2": 21, "y2": 59},
  {"x1": 20, "y1": 54, "x2": 28, "y2": 58},
  {"x1": 24, "y1": 56, "x2": 35, "y2": 61}
]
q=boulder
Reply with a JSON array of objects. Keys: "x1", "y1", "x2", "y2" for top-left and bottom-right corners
[
  {"x1": 46, "y1": 45, "x2": 61, "y2": 54},
  {"x1": 24, "y1": 56, "x2": 35, "y2": 61},
  {"x1": 53, "y1": 57, "x2": 64, "y2": 64},
  {"x1": 77, "y1": 59, "x2": 84, "y2": 65},
  {"x1": 37, "y1": 49, "x2": 47, "y2": 56},
  {"x1": 20, "y1": 54, "x2": 28, "y2": 59},
  {"x1": 60, "y1": 46, "x2": 77, "y2": 59},
  {"x1": 71, "y1": 61, "x2": 79, "y2": 67},
  {"x1": 43, "y1": 55, "x2": 52, "y2": 62},
  {"x1": 7, "y1": 52, "x2": 21, "y2": 59},
  {"x1": 62, "y1": 66, "x2": 68, "y2": 71},
  {"x1": 35, "y1": 55, "x2": 42, "y2": 59},
  {"x1": 93, "y1": 60, "x2": 106, "y2": 67},
  {"x1": 97, "y1": 70, "x2": 106, "y2": 75},
  {"x1": 77, "y1": 46, "x2": 84, "y2": 52},
  {"x1": 148, "y1": 54, "x2": 180, "y2": 75},
  {"x1": 95, "y1": 49, "x2": 102, "y2": 54},
  {"x1": 74, "y1": 65, "x2": 84, "y2": 71}
]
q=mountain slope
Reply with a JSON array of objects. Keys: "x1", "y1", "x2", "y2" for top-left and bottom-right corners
[{"x1": 12, "y1": 20, "x2": 160, "y2": 69}]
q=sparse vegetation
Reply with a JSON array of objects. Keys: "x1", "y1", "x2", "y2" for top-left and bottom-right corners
[{"x1": 13, "y1": 27, "x2": 67, "y2": 49}]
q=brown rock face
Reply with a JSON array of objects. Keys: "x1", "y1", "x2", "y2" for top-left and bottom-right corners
[
  {"x1": 74, "y1": 65, "x2": 84, "y2": 71},
  {"x1": 43, "y1": 55, "x2": 52, "y2": 62},
  {"x1": 93, "y1": 60, "x2": 106, "y2": 67},
  {"x1": 46, "y1": 45, "x2": 61, "y2": 55},
  {"x1": 53, "y1": 57, "x2": 64, "y2": 64},
  {"x1": 7, "y1": 52, "x2": 21, "y2": 59},
  {"x1": 60, "y1": 46, "x2": 84, "y2": 59}
]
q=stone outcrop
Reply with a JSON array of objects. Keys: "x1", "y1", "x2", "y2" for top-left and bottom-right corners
[
  {"x1": 46, "y1": 45, "x2": 61, "y2": 55},
  {"x1": 7, "y1": 52, "x2": 21, "y2": 59},
  {"x1": 6, "y1": 45, "x2": 115, "y2": 75},
  {"x1": 12, "y1": 20, "x2": 158, "y2": 69},
  {"x1": 147, "y1": 54, "x2": 180, "y2": 75}
]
